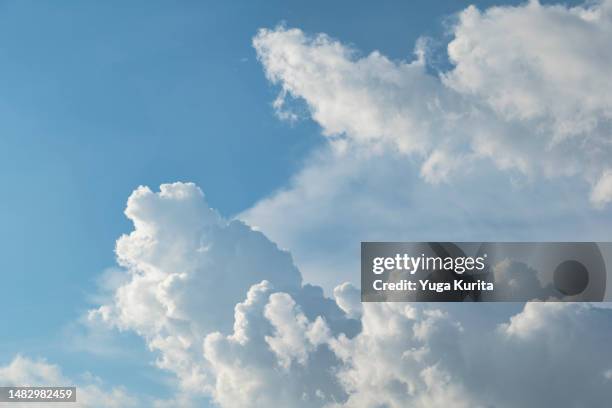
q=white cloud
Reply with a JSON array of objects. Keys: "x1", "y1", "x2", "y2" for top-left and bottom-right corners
[
  {"x1": 591, "y1": 169, "x2": 612, "y2": 208},
  {"x1": 486, "y1": 303, "x2": 612, "y2": 406},
  {"x1": 264, "y1": 292, "x2": 330, "y2": 369},
  {"x1": 89, "y1": 182, "x2": 303, "y2": 392},
  {"x1": 327, "y1": 304, "x2": 479, "y2": 408},
  {"x1": 203, "y1": 281, "x2": 345, "y2": 408},
  {"x1": 329, "y1": 301, "x2": 612, "y2": 407},
  {"x1": 0, "y1": 355, "x2": 64, "y2": 386},
  {"x1": 244, "y1": 0, "x2": 612, "y2": 289},
  {"x1": 445, "y1": 1, "x2": 612, "y2": 139},
  {"x1": 89, "y1": 182, "x2": 612, "y2": 408},
  {"x1": 254, "y1": 25, "x2": 447, "y2": 155},
  {"x1": 419, "y1": 149, "x2": 467, "y2": 184},
  {"x1": 333, "y1": 282, "x2": 362, "y2": 319},
  {"x1": 90, "y1": 182, "x2": 356, "y2": 406},
  {"x1": 0, "y1": 355, "x2": 138, "y2": 408},
  {"x1": 253, "y1": 1, "x2": 612, "y2": 199}
]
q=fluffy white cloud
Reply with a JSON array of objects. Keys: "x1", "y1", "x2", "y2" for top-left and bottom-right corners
[
  {"x1": 90, "y1": 183, "x2": 356, "y2": 404},
  {"x1": 264, "y1": 292, "x2": 330, "y2": 369},
  {"x1": 245, "y1": 3, "x2": 612, "y2": 403},
  {"x1": 207, "y1": 280, "x2": 612, "y2": 407},
  {"x1": 203, "y1": 281, "x2": 346, "y2": 408},
  {"x1": 89, "y1": 182, "x2": 303, "y2": 392},
  {"x1": 485, "y1": 303, "x2": 612, "y2": 406},
  {"x1": 331, "y1": 302, "x2": 612, "y2": 408},
  {"x1": 445, "y1": 1, "x2": 612, "y2": 139},
  {"x1": 90, "y1": 182, "x2": 612, "y2": 408},
  {"x1": 244, "y1": 0, "x2": 612, "y2": 289},
  {"x1": 253, "y1": 0, "x2": 612, "y2": 202},
  {"x1": 327, "y1": 304, "x2": 480, "y2": 408},
  {"x1": 445, "y1": 0, "x2": 612, "y2": 203},
  {"x1": 0, "y1": 355, "x2": 138, "y2": 408},
  {"x1": 254, "y1": 24, "x2": 449, "y2": 155}
]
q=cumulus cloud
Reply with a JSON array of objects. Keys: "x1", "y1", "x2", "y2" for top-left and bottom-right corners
[
  {"x1": 253, "y1": 0, "x2": 612, "y2": 198},
  {"x1": 0, "y1": 355, "x2": 138, "y2": 408},
  {"x1": 444, "y1": 1, "x2": 612, "y2": 139},
  {"x1": 90, "y1": 182, "x2": 303, "y2": 392},
  {"x1": 203, "y1": 281, "x2": 346, "y2": 408},
  {"x1": 89, "y1": 182, "x2": 612, "y2": 408},
  {"x1": 89, "y1": 182, "x2": 355, "y2": 404},
  {"x1": 244, "y1": 0, "x2": 612, "y2": 288},
  {"x1": 327, "y1": 304, "x2": 479, "y2": 408},
  {"x1": 264, "y1": 292, "x2": 331, "y2": 369},
  {"x1": 332, "y1": 302, "x2": 612, "y2": 407},
  {"x1": 487, "y1": 303, "x2": 612, "y2": 406},
  {"x1": 204, "y1": 287, "x2": 612, "y2": 407},
  {"x1": 241, "y1": 3, "x2": 612, "y2": 403}
]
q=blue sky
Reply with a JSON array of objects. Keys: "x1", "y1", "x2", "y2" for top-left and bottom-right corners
[{"x1": 1, "y1": 1, "x2": 611, "y2": 407}]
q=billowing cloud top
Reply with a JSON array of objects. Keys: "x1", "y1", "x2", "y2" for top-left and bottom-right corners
[
  {"x1": 253, "y1": 0, "x2": 612, "y2": 205},
  {"x1": 84, "y1": 181, "x2": 612, "y2": 408}
]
